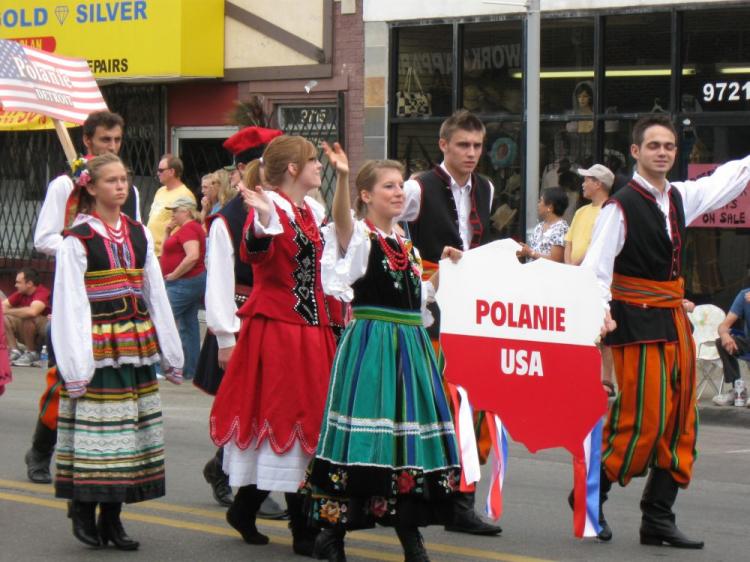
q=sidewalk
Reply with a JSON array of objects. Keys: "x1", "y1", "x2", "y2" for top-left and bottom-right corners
[{"x1": 698, "y1": 399, "x2": 750, "y2": 428}]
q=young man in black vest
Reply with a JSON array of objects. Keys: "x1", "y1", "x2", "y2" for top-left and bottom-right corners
[
  {"x1": 25, "y1": 111, "x2": 140, "y2": 484},
  {"x1": 582, "y1": 115, "x2": 750, "y2": 547},
  {"x1": 198, "y1": 126, "x2": 286, "y2": 521},
  {"x1": 400, "y1": 110, "x2": 501, "y2": 536}
]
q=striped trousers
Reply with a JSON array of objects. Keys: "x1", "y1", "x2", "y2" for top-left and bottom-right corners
[
  {"x1": 602, "y1": 342, "x2": 698, "y2": 487},
  {"x1": 39, "y1": 367, "x2": 62, "y2": 430}
]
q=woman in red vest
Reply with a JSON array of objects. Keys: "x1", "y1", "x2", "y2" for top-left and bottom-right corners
[{"x1": 210, "y1": 135, "x2": 341, "y2": 556}]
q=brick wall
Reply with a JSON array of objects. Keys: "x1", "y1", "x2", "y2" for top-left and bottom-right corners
[{"x1": 332, "y1": 0, "x2": 365, "y2": 184}]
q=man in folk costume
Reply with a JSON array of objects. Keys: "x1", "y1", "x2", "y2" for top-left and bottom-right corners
[
  {"x1": 24, "y1": 110, "x2": 140, "y2": 484},
  {"x1": 400, "y1": 110, "x2": 501, "y2": 536},
  {"x1": 197, "y1": 126, "x2": 286, "y2": 519},
  {"x1": 582, "y1": 115, "x2": 750, "y2": 548}
]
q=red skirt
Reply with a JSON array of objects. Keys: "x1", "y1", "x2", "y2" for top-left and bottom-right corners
[{"x1": 210, "y1": 315, "x2": 336, "y2": 455}]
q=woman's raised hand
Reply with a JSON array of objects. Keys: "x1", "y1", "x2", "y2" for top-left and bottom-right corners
[
  {"x1": 238, "y1": 184, "x2": 273, "y2": 226},
  {"x1": 322, "y1": 141, "x2": 349, "y2": 176},
  {"x1": 238, "y1": 184, "x2": 270, "y2": 212}
]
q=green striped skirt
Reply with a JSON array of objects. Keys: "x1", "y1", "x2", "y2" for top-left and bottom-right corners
[
  {"x1": 55, "y1": 364, "x2": 165, "y2": 503},
  {"x1": 306, "y1": 306, "x2": 460, "y2": 528}
]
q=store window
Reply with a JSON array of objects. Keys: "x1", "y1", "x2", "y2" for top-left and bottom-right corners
[
  {"x1": 462, "y1": 21, "x2": 523, "y2": 115},
  {"x1": 683, "y1": 121, "x2": 750, "y2": 309},
  {"x1": 459, "y1": 21, "x2": 524, "y2": 238},
  {"x1": 477, "y1": 120, "x2": 523, "y2": 240},
  {"x1": 540, "y1": 18, "x2": 595, "y2": 115},
  {"x1": 391, "y1": 122, "x2": 442, "y2": 179},
  {"x1": 536, "y1": 18, "x2": 595, "y2": 222},
  {"x1": 389, "y1": 7, "x2": 750, "y2": 263},
  {"x1": 681, "y1": 7, "x2": 750, "y2": 113},
  {"x1": 604, "y1": 13, "x2": 671, "y2": 114},
  {"x1": 394, "y1": 25, "x2": 453, "y2": 118}
]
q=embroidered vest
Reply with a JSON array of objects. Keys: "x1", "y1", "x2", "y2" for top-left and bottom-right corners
[
  {"x1": 64, "y1": 216, "x2": 159, "y2": 363},
  {"x1": 351, "y1": 233, "x2": 422, "y2": 312},
  {"x1": 407, "y1": 166, "x2": 492, "y2": 263},
  {"x1": 604, "y1": 181, "x2": 687, "y2": 346},
  {"x1": 238, "y1": 205, "x2": 341, "y2": 328}
]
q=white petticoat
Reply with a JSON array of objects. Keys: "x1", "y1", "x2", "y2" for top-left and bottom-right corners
[{"x1": 222, "y1": 439, "x2": 312, "y2": 492}]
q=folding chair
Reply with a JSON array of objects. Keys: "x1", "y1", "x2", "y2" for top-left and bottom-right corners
[{"x1": 688, "y1": 304, "x2": 726, "y2": 400}]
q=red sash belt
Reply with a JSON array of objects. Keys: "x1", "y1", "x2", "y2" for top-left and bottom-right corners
[
  {"x1": 610, "y1": 273, "x2": 696, "y2": 428},
  {"x1": 421, "y1": 259, "x2": 438, "y2": 281}
]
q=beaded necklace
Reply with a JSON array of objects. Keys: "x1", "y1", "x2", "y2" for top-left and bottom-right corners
[
  {"x1": 364, "y1": 219, "x2": 409, "y2": 271},
  {"x1": 278, "y1": 192, "x2": 320, "y2": 243},
  {"x1": 91, "y1": 211, "x2": 128, "y2": 245}
]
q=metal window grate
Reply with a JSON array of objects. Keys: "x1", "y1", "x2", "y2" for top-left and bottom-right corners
[
  {"x1": 277, "y1": 95, "x2": 344, "y2": 210},
  {"x1": 0, "y1": 84, "x2": 165, "y2": 287}
]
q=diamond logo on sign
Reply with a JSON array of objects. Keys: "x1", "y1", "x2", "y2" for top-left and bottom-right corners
[{"x1": 55, "y1": 5, "x2": 69, "y2": 25}]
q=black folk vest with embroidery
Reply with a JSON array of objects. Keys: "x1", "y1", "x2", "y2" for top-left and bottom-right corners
[
  {"x1": 65, "y1": 218, "x2": 149, "y2": 324},
  {"x1": 604, "y1": 181, "x2": 687, "y2": 346},
  {"x1": 351, "y1": 233, "x2": 422, "y2": 312},
  {"x1": 407, "y1": 166, "x2": 492, "y2": 263}
]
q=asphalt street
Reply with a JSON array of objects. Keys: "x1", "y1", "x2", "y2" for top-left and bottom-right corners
[{"x1": 1, "y1": 365, "x2": 748, "y2": 562}]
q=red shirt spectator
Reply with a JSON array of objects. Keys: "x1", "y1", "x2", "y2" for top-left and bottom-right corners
[
  {"x1": 7, "y1": 285, "x2": 51, "y2": 316},
  {"x1": 160, "y1": 219, "x2": 206, "y2": 279}
]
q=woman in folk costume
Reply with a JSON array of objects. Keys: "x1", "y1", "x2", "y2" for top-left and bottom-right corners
[
  {"x1": 209, "y1": 135, "x2": 342, "y2": 556},
  {"x1": 52, "y1": 153, "x2": 184, "y2": 550},
  {"x1": 306, "y1": 143, "x2": 461, "y2": 562}
]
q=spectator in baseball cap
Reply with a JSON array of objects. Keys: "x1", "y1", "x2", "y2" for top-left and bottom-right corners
[
  {"x1": 566, "y1": 163, "x2": 616, "y2": 396},
  {"x1": 565, "y1": 164, "x2": 613, "y2": 266}
]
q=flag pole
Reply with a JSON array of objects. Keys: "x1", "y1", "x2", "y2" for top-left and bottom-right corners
[{"x1": 52, "y1": 118, "x2": 77, "y2": 163}]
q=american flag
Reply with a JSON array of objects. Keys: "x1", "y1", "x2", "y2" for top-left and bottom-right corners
[{"x1": 0, "y1": 39, "x2": 107, "y2": 124}]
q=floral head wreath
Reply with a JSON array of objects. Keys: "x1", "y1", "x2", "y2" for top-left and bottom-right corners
[
  {"x1": 65, "y1": 156, "x2": 92, "y2": 227},
  {"x1": 70, "y1": 156, "x2": 92, "y2": 188}
]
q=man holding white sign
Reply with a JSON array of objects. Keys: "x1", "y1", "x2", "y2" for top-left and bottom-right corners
[
  {"x1": 400, "y1": 110, "x2": 501, "y2": 536},
  {"x1": 582, "y1": 115, "x2": 750, "y2": 549}
]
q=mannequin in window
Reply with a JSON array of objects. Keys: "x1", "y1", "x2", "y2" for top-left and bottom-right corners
[{"x1": 566, "y1": 81, "x2": 594, "y2": 134}]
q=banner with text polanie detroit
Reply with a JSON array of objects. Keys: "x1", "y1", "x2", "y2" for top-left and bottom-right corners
[
  {"x1": 436, "y1": 240, "x2": 608, "y2": 456},
  {"x1": 0, "y1": 39, "x2": 106, "y2": 124}
]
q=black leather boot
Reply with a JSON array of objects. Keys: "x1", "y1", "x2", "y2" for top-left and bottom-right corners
[
  {"x1": 639, "y1": 468, "x2": 704, "y2": 549},
  {"x1": 70, "y1": 500, "x2": 101, "y2": 548},
  {"x1": 98, "y1": 502, "x2": 139, "y2": 550},
  {"x1": 395, "y1": 525, "x2": 430, "y2": 562},
  {"x1": 226, "y1": 485, "x2": 270, "y2": 545},
  {"x1": 567, "y1": 466, "x2": 613, "y2": 541},
  {"x1": 285, "y1": 492, "x2": 318, "y2": 556},
  {"x1": 202, "y1": 448, "x2": 233, "y2": 507},
  {"x1": 25, "y1": 420, "x2": 56, "y2": 484},
  {"x1": 313, "y1": 527, "x2": 346, "y2": 562},
  {"x1": 444, "y1": 492, "x2": 502, "y2": 535}
]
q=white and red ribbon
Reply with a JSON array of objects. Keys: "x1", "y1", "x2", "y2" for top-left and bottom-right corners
[
  {"x1": 573, "y1": 419, "x2": 603, "y2": 538},
  {"x1": 485, "y1": 413, "x2": 508, "y2": 520}
]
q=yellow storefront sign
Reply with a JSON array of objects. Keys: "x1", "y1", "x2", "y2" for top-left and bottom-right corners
[
  {"x1": 0, "y1": 110, "x2": 75, "y2": 131},
  {"x1": 0, "y1": 0, "x2": 224, "y2": 79}
]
